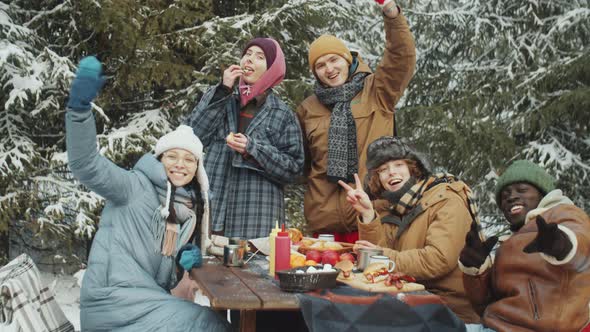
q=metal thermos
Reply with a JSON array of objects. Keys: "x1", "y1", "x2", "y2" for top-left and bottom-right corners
[
  {"x1": 357, "y1": 248, "x2": 384, "y2": 271},
  {"x1": 223, "y1": 244, "x2": 244, "y2": 267}
]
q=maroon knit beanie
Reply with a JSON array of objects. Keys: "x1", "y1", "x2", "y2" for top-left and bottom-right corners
[{"x1": 241, "y1": 38, "x2": 277, "y2": 68}]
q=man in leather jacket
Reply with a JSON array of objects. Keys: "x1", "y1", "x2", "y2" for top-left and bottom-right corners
[{"x1": 459, "y1": 160, "x2": 590, "y2": 332}]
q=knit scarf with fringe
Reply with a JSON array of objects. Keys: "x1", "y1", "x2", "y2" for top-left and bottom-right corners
[
  {"x1": 315, "y1": 72, "x2": 369, "y2": 183},
  {"x1": 151, "y1": 182, "x2": 197, "y2": 257}
]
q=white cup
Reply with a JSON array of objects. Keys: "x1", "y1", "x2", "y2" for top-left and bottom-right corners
[
  {"x1": 318, "y1": 234, "x2": 335, "y2": 242},
  {"x1": 369, "y1": 255, "x2": 395, "y2": 272}
]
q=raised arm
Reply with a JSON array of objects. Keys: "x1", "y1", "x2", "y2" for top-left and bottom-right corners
[
  {"x1": 186, "y1": 83, "x2": 232, "y2": 146},
  {"x1": 187, "y1": 65, "x2": 245, "y2": 145},
  {"x1": 372, "y1": 0, "x2": 417, "y2": 110},
  {"x1": 66, "y1": 57, "x2": 136, "y2": 205}
]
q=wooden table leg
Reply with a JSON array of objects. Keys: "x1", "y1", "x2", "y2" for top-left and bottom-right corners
[{"x1": 239, "y1": 310, "x2": 256, "y2": 332}]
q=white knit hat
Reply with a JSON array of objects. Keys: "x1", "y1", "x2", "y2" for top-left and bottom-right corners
[
  {"x1": 154, "y1": 125, "x2": 203, "y2": 161},
  {"x1": 154, "y1": 125, "x2": 211, "y2": 256}
]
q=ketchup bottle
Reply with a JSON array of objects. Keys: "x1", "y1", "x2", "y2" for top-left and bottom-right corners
[{"x1": 274, "y1": 223, "x2": 291, "y2": 279}]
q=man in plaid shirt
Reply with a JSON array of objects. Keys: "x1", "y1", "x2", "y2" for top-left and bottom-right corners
[{"x1": 188, "y1": 38, "x2": 304, "y2": 239}]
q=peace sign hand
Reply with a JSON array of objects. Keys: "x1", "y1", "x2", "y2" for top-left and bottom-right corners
[
  {"x1": 338, "y1": 173, "x2": 375, "y2": 223},
  {"x1": 459, "y1": 221, "x2": 498, "y2": 268}
]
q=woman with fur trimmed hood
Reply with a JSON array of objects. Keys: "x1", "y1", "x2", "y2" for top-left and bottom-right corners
[
  {"x1": 66, "y1": 57, "x2": 229, "y2": 331},
  {"x1": 339, "y1": 136, "x2": 479, "y2": 323}
]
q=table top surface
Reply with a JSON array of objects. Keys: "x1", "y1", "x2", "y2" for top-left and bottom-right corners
[{"x1": 190, "y1": 256, "x2": 300, "y2": 310}]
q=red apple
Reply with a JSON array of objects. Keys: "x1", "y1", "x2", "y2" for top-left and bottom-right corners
[
  {"x1": 306, "y1": 250, "x2": 322, "y2": 263},
  {"x1": 321, "y1": 250, "x2": 340, "y2": 266},
  {"x1": 339, "y1": 252, "x2": 356, "y2": 263}
]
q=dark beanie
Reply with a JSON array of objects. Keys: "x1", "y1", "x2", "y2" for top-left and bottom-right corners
[
  {"x1": 366, "y1": 136, "x2": 431, "y2": 176},
  {"x1": 242, "y1": 38, "x2": 277, "y2": 68},
  {"x1": 494, "y1": 160, "x2": 556, "y2": 205}
]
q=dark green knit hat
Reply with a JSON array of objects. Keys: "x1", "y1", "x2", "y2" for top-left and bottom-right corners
[{"x1": 494, "y1": 160, "x2": 556, "y2": 205}]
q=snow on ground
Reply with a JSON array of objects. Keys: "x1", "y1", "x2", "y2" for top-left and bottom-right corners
[
  {"x1": 38, "y1": 270, "x2": 215, "y2": 332},
  {"x1": 40, "y1": 270, "x2": 83, "y2": 332}
]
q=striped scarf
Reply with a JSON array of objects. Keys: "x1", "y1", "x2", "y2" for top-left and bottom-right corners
[{"x1": 383, "y1": 173, "x2": 483, "y2": 238}]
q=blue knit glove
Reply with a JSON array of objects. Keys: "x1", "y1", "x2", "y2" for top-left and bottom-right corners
[
  {"x1": 67, "y1": 56, "x2": 105, "y2": 112},
  {"x1": 176, "y1": 244, "x2": 203, "y2": 272}
]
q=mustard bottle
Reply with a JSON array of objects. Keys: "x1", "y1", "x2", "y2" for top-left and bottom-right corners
[{"x1": 268, "y1": 220, "x2": 280, "y2": 276}]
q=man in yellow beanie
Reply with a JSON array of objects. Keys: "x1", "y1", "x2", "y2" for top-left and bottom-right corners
[{"x1": 296, "y1": 0, "x2": 416, "y2": 242}]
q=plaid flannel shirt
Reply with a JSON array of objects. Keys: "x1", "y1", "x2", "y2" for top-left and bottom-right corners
[{"x1": 188, "y1": 85, "x2": 304, "y2": 239}]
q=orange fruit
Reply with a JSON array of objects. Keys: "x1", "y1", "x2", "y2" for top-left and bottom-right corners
[
  {"x1": 290, "y1": 255, "x2": 306, "y2": 268},
  {"x1": 305, "y1": 259, "x2": 318, "y2": 266}
]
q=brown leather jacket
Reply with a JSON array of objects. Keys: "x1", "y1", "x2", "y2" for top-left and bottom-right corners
[
  {"x1": 296, "y1": 14, "x2": 416, "y2": 234},
  {"x1": 462, "y1": 190, "x2": 590, "y2": 331},
  {"x1": 359, "y1": 181, "x2": 480, "y2": 323}
]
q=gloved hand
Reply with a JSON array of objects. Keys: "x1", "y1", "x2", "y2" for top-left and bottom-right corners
[
  {"x1": 175, "y1": 244, "x2": 203, "y2": 273},
  {"x1": 523, "y1": 215, "x2": 573, "y2": 260},
  {"x1": 459, "y1": 221, "x2": 498, "y2": 268},
  {"x1": 67, "y1": 56, "x2": 105, "y2": 112},
  {"x1": 374, "y1": 0, "x2": 398, "y2": 17}
]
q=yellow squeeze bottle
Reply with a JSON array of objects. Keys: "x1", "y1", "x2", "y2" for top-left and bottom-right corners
[{"x1": 268, "y1": 221, "x2": 280, "y2": 276}]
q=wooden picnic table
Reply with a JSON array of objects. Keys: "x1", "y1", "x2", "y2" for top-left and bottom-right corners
[{"x1": 189, "y1": 257, "x2": 300, "y2": 332}]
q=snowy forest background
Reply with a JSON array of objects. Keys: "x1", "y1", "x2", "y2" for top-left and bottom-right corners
[{"x1": 1, "y1": 0, "x2": 588, "y2": 272}]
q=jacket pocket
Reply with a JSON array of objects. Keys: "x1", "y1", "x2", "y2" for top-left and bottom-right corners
[
  {"x1": 527, "y1": 279, "x2": 541, "y2": 320},
  {"x1": 352, "y1": 105, "x2": 377, "y2": 120},
  {"x1": 304, "y1": 117, "x2": 329, "y2": 160}
]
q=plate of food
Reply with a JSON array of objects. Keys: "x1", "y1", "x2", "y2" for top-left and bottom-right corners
[{"x1": 336, "y1": 262, "x2": 424, "y2": 293}]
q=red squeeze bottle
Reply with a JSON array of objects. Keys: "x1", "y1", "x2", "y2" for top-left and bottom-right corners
[{"x1": 274, "y1": 224, "x2": 291, "y2": 279}]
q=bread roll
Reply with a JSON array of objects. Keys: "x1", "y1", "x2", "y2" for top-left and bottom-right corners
[
  {"x1": 288, "y1": 228, "x2": 303, "y2": 243},
  {"x1": 324, "y1": 241, "x2": 343, "y2": 250},
  {"x1": 226, "y1": 132, "x2": 235, "y2": 143}
]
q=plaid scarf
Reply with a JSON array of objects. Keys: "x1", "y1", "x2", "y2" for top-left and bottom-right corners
[
  {"x1": 315, "y1": 72, "x2": 369, "y2": 183},
  {"x1": 383, "y1": 173, "x2": 482, "y2": 239},
  {"x1": 0, "y1": 254, "x2": 74, "y2": 332}
]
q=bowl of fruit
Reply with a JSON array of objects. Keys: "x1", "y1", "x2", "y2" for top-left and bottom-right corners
[{"x1": 276, "y1": 265, "x2": 340, "y2": 292}]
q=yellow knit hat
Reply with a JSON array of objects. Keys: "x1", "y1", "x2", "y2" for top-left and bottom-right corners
[{"x1": 308, "y1": 35, "x2": 353, "y2": 73}]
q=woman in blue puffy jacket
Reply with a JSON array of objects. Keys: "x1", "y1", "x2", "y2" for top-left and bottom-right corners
[{"x1": 65, "y1": 56, "x2": 229, "y2": 331}]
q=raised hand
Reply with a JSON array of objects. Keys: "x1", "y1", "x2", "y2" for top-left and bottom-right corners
[
  {"x1": 67, "y1": 56, "x2": 105, "y2": 112},
  {"x1": 222, "y1": 64, "x2": 244, "y2": 89},
  {"x1": 523, "y1": 215, "x2": 573, "y2": 261},
  {"x1": 374, "y1": 0, "x2": 399, "y2": 18},
  {"x1": 459, "y1": 221, "x2": 498, "y2": 268},
  {"x1": 338, "y1": 173, "x2": 375, "y2": 222}
]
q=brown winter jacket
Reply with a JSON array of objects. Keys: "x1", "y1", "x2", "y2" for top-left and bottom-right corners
[
  {"x1": 461, "y1": 190, "x2": 590, "y2": 332},
  {"x1": 296, "y1": 14, "x2": 416, "y2": 234},
  {"x1": 358, "y1": 181, "x2": 480, "y2": 323}
]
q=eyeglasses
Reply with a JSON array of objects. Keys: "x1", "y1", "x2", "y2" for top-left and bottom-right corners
[{"x1": 162, "y1": 153, "x2": 197, "y2": 168}]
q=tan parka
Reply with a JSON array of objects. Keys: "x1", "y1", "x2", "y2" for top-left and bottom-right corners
[
  {"x1": 296, "y1": 14, "x2": 416, "y2": 234},
  {"x1": 358, "y1": 181, "x2": 480, "y2": 323}
]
